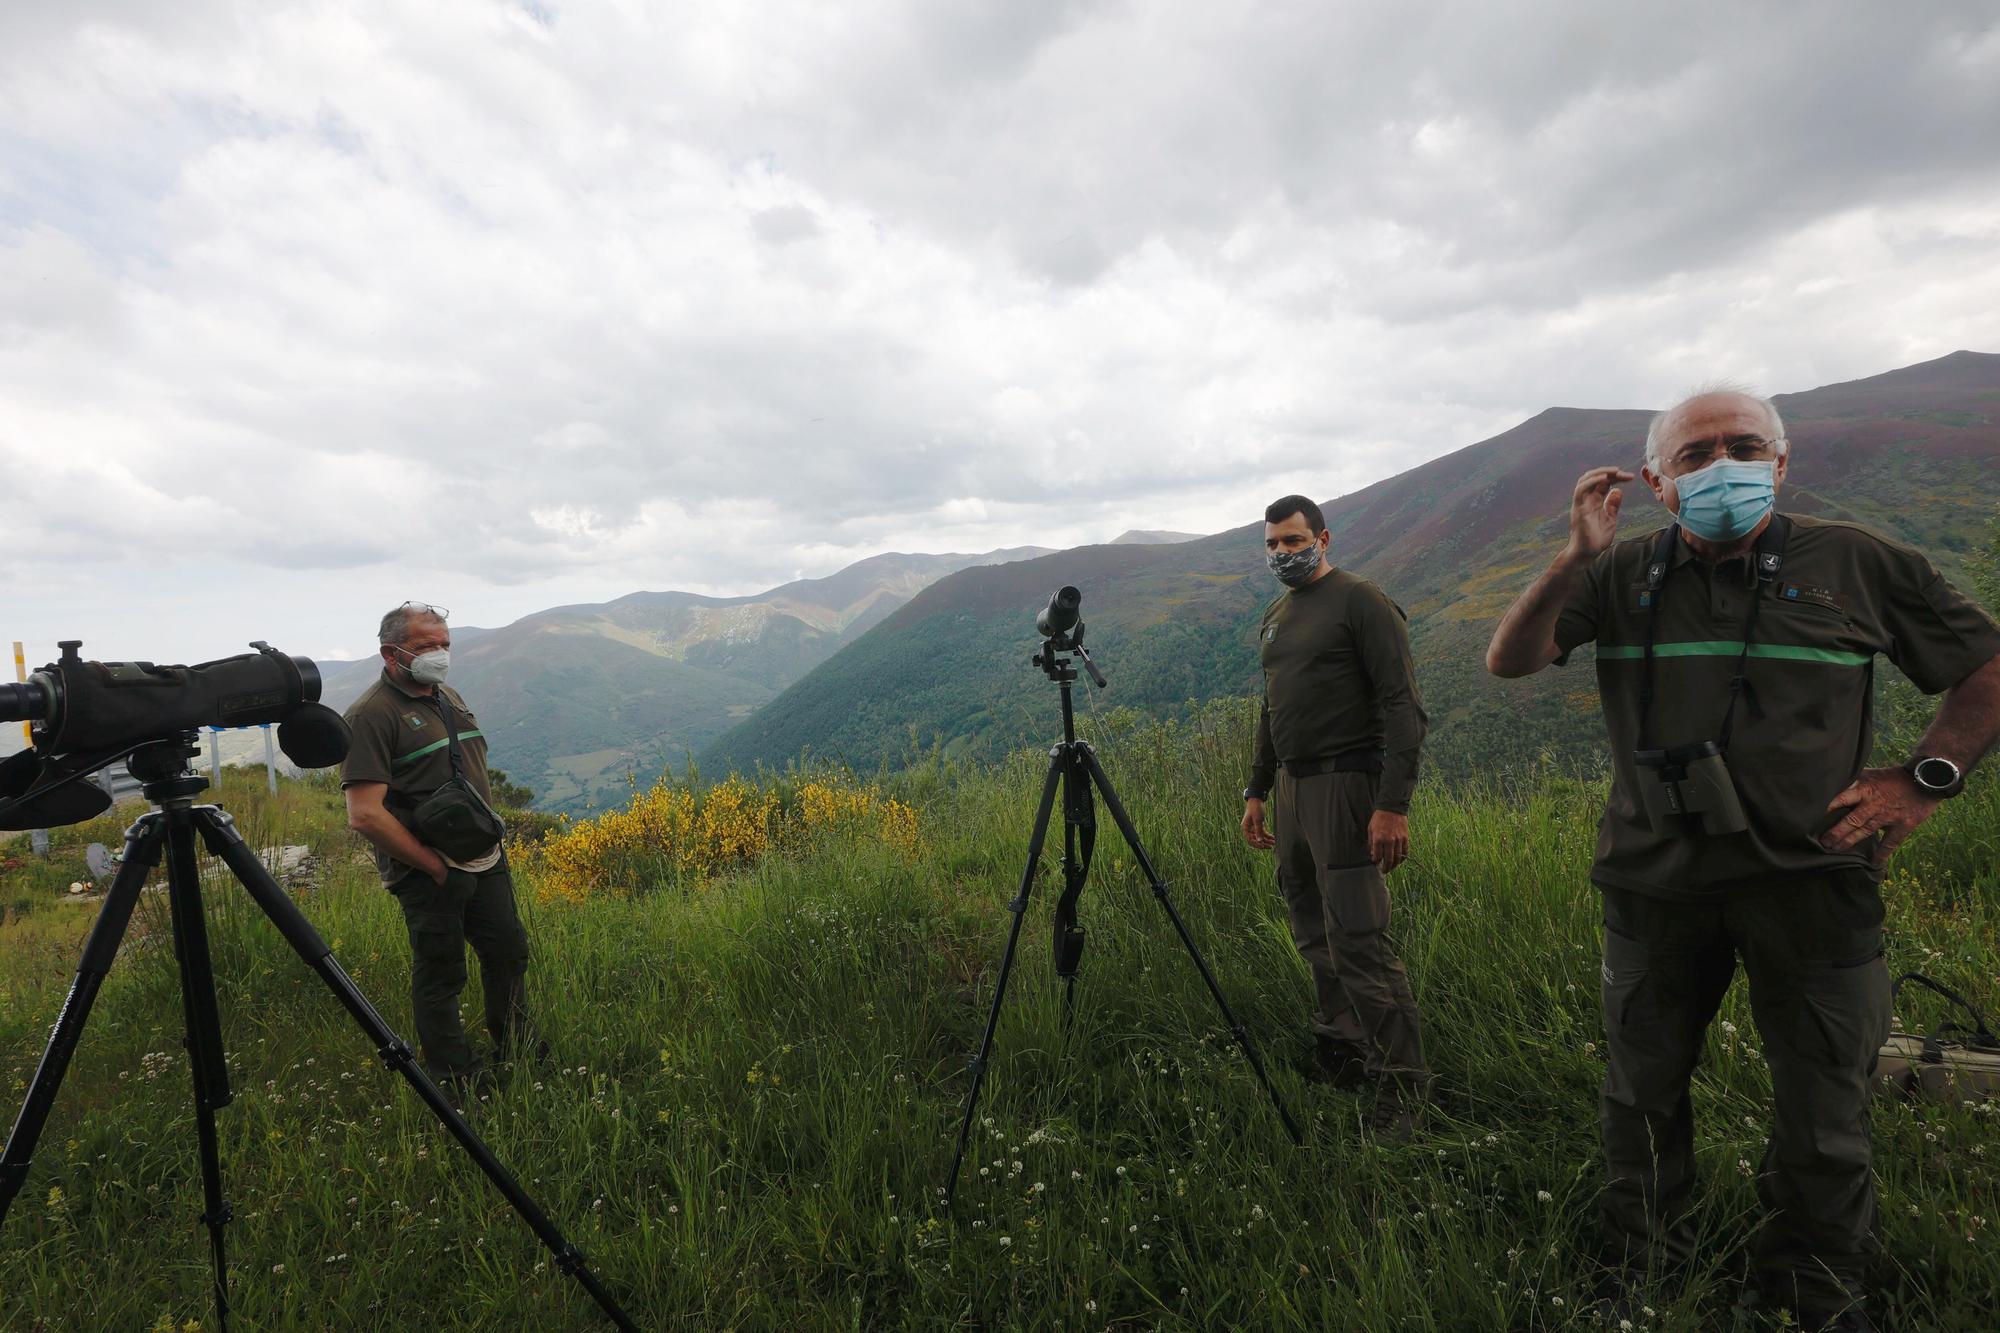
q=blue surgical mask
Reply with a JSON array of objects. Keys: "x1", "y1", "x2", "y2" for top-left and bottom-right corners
[{"x1": 1671, "y1": 459, "x2": 1776, "y2": 542}]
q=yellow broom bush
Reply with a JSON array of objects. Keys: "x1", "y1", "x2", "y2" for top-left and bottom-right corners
[{"x1": 528, "y1": 771, "x2": 920, "y2": 903}]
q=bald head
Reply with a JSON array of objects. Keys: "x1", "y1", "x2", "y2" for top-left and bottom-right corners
[{"x1": 1644, "y1": 387, "x2": 1786, "y2": 472}]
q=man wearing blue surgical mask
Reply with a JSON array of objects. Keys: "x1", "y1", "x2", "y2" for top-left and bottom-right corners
[{"x1": 1486, "y1": 387, "x2": 2000, "y2": 1331}]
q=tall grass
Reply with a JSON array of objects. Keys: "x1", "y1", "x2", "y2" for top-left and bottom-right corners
[{"x1": 1, "y1": 716, "x2": 1994, "y2": 1331}]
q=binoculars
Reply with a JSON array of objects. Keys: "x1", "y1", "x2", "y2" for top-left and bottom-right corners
[{"x1": 1633, "y1": 741, "x2": 1749, "y2": 836}]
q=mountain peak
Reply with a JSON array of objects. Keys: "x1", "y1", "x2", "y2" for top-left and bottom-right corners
[{"x1": 1110, "y1": 529, "x2": 1201, "y2": 546}]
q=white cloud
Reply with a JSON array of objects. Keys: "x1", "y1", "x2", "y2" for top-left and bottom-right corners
[{"x1": 0, "y1": 0, "x2": 1997, "y2": 670}]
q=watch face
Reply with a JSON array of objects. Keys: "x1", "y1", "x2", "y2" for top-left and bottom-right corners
[{"x1": 1913, "y1": 757, "x2": 1960, "y2": 791}]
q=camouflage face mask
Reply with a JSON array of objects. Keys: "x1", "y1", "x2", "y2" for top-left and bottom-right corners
[{"x1": 1266, "y1": 542, "x2": 1323, "y2": 588}]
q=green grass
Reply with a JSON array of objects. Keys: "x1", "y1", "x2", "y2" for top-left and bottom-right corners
[{"x1": 1, "y1": 720, "x2": 1996, "y2": 1331}]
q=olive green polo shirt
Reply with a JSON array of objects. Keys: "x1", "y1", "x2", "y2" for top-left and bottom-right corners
[
  {"x1": 340, "y1": 671, "x2": 495, "y2": 886},
  {"x1": 1249, "y1": 567, "x2": 1429, "y2": 813},
  {"x1": 1554, "y1": 514, "x2": 2000, "y2": 900}
]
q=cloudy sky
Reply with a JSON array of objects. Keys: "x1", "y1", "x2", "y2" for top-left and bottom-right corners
[{"x1": 4, "y1": 1, "x2": 1999, "y2": 675}]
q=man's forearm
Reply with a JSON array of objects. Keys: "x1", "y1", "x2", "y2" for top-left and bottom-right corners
[
  {"x1": 1916, "y1": 654, "x2": 2000, "y2": 771},
  {"x1": 1486, "y1": 549, "x2": 1591, "y2": 677},
  {"x1": 1249, "y1": 699, "x2": 1277, "y2": 791},
  {"x1": 352, "y1": 808, "x2": 441, "y2": 875}
]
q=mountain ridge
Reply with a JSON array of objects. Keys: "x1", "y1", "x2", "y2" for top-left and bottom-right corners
[{"x1": 701, "y1": 350, "x2": 2000, "y2": 779}]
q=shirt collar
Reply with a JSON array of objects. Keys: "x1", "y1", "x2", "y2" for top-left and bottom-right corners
[{"x1": 1666, "y1": 528, "x2": 1760, "y2": 586}]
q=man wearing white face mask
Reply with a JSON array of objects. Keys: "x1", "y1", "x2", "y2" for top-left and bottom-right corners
[
  {"x1": 342, "y1": 602, "x2": 541, "y2": 1095},
  {"x1": 1486, "y1": 387, "x2": 2000, "y2": 1330}
]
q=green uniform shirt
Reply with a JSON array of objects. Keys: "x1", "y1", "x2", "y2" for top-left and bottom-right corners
[
  {"x1": 1250, "y1": 568, "x2": 1429, "y2": 813},
  {"x1": 340, "y1": 671, "x2": 495, "y2": 886},
  {"x1": 1554, "y1": 513, "x2": 2000, "y2": 900}
]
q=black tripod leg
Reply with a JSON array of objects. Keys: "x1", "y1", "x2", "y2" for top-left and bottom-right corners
[
  {"x1": 945, "y1": 748, "x2": 1066, "y2": 1206},
  {"x1": 189, "y1": 809, "x2": 639, "y2": 1333},
  {"x1": 1076, "y1": 747, "x2": 1304, "y2": 1145},
  {"x1": 0, "y1": 813, "x2": 165, "y2": 1222},
  {"x1": 162, "y1": 808, "x2": 237, "y2": 1329}
]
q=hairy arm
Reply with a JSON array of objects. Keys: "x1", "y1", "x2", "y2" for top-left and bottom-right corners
[{"x1": 1822, "y1": 653, "x2": 2000, "y2": 863}]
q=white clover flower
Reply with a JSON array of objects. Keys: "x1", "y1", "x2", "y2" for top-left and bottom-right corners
[{"x1": 1536, "y1": 1190, "x2": 1553, "y2": 1203}]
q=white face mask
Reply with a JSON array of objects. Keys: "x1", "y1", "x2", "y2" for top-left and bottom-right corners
[{"x1": 399, "y1": 647, "x2": 450, "y2": 684}]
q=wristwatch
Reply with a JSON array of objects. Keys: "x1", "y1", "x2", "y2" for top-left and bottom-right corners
[
  {"x1": 1906, "y1": 756, "x2": 1966, "y2": 799},
  {"x1": 1241, "y1": 786, "x2": 1267, "y2": 802}
]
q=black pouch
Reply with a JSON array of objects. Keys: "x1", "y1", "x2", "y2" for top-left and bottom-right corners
[
  {"x1": 410, "y1": 692, "x2": 505, "y2": 862},
  {"x1": 413, "y1": 780, "x2": 505, "y2": 862}
]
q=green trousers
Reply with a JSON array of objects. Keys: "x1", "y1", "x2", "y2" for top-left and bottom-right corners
[
  {"x1": 1598, "y1": 873, "x2": 1890, "y2": 1311},
  {"x1": 1271, "y1": 769, "x2": 1429, "y2": 1083},
  {"x1": 390, "y1": 859, "x2": 534, "y2": 1081}
]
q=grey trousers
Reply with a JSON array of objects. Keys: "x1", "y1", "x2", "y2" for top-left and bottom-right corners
[
  {"x1": 1271, "y1": 769, "x2": 1429, "y2": 1082},
  {"x1": 1598, "y1": 874, "x2": 1890, "y2": 1310}
]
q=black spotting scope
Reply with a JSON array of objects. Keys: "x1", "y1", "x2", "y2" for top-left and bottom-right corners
[{"x1": 0, "y1": 639, "x2": 351, "y2": 830}]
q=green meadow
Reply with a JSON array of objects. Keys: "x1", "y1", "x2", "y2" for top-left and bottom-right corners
[{"x1": 1, "y1": 707, "x2": 1996, "y2": 1331}]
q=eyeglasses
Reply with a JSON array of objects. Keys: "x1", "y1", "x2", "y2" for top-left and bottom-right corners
[
  {"x1": 399, "y1": 600, "x2": 449, "y2": 621},
  {"x1": 1664, "y1": 436, "x2": 1784, "y2": 474}
]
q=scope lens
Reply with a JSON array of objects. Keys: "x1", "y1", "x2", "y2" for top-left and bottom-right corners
[
  {"x1": 0, "y1": 678, "x2": 52, "y2": 726},
  {"x1": 1039, "y1": 586, "x2": 1082, "y2": 635}
]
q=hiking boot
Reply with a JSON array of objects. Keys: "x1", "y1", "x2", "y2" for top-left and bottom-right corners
[
  {"x1": 497, "y1": 1035, "x2": 553, "y2": 1069},
  {"x1": 1588, "y1": 1266, "x2": 1648, "y2": 1328},
  {"x1": 436, "y1": 1066, "x2": 496, "y2": 1112},
  {"x1": 1305, "y1": 1035, "x2": 1370, "y2": 1090},
  {"x1": 1733, "y1": 1286, "x2": 1876, "y2": 1332},
  {"x1": 1365, "y1": 1077, "x2": 1424, "y2": 1141}
]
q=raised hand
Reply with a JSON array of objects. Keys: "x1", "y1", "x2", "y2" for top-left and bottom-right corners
[{"x1": 1567, "y1": 467, "x2": 1635, "y2": 560}]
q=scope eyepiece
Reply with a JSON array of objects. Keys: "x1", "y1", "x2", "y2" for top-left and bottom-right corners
[
  {"x1": 0, "y1": 677, "x2": 54, "y2": 726},
  {"x1": 1036, "y1": 586, "x2": 1083, "y2": 638}
]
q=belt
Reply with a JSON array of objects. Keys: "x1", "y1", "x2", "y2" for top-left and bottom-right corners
[{"x1": 1281, "y1": 749, "x2": 1384, "y2": 778}]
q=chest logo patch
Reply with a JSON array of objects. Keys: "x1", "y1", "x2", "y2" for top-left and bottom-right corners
[
  {"x1": 1779, "y1": 582, "x2": 1846, "y2": 614},
  {"x1": 404, "y1": 712, "x2": 429, "y2": 731}
]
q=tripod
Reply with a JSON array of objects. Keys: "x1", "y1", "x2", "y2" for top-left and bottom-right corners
[
  {"x1": 0, "y1": 736, "x2": 636, "y2": 1332},
  {"x1": 944, "y1": 633, "x2": 1302, "y2": 1204}
]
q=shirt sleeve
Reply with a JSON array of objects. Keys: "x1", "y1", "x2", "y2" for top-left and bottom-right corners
[
  {"x1": 1249, "y1": 697, "x2": 1276, "y2": 795},
  {"x1": 1875, "y1": 541, "x2": 2000, "y2": 694},
  {"x1": 1354, "y1": 584, "x2": 1428, "y2": 814},
  {"x1": 340, "y1": 702, "x2": 396, "y2": 788},
  {"x1": 1551, "y1": 547, "x2": 1611, "y2": 666}
]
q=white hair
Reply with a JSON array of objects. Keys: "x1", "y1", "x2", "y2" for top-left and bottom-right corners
[{"x1": 1643, "y1": 382, "x2": 1788, "y2": 470}]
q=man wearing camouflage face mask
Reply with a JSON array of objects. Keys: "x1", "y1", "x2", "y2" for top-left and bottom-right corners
[{"x1": 1242, "y1": 494, "x2": 1432, "y2": 1137}]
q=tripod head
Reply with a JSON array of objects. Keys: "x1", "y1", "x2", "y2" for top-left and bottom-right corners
[{"x1": 128, "y1": 733, "x2": 211, "y2": 806}]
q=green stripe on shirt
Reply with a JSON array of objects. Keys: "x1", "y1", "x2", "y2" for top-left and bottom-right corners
[
  {"x1": 393, "y1": 730, "x2": 485, "y2": 767},
  {"x1": 1595, "y1": 642, "x2": 1870, "y2": 666}
]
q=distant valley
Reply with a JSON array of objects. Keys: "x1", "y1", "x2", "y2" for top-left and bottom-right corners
[{"x1": 314, "y1": 537, "x2": 1200, "y2": 811}]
